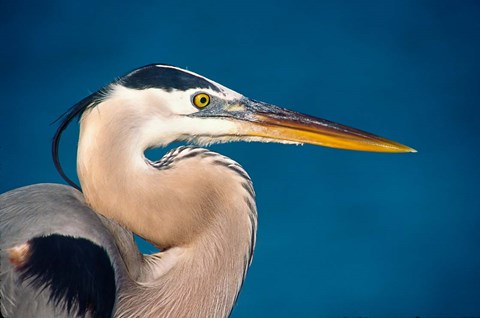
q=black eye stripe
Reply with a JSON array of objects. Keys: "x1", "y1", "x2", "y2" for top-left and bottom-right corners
[{"x1": 122, "y1": 65, "x2": 221, "y2": 92}]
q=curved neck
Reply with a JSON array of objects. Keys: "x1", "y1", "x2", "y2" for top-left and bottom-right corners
[{"x1": 77, "y1": 104, "x2": 257, "y2": 317}]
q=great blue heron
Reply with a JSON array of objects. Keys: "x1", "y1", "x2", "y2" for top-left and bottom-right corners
[{"x1": 0, "y1": 64, "x2": 414, "y2": 317}]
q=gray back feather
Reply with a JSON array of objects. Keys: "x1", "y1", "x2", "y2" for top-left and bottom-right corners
[{"x1": 0, "y1": 184, "x2": 135, "y2": 317}]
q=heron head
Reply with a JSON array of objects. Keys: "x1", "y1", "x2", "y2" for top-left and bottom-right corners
[{"x1": 54, "y1": 64, "x2": 414, "y2": 187}]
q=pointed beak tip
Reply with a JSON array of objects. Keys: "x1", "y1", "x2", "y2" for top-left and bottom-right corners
[
  {"x1": 376, "y1": 142, "x2": 417, "y2": 154},
  {"x1": 386, "y1": 141, "x2": 416, "y2": 153}
]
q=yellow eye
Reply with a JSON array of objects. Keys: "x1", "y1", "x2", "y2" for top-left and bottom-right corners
[{"x1": 192, "y1": 93, "x2": 210, "y2": 108}]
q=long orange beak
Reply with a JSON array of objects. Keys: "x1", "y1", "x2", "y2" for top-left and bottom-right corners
[{"x1": 221, "y1": 98, "x2": 415, "y2": 153}]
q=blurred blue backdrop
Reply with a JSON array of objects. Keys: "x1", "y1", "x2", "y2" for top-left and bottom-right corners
[{"x1": 1, "y1": 0, "x2": 479, "y2": 316}]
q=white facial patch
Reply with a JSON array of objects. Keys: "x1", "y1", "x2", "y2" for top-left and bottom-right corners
[{"x1": 107, "y1": 84, "x2": 242, "y2": 119}]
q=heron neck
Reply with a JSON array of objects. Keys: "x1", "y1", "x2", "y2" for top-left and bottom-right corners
[
  {"x1": 77, "y1": 106, "x2": 257, "y2": 317},
  {"x1": 117, "y1": 208, "x2": 255, "y2": 318}
]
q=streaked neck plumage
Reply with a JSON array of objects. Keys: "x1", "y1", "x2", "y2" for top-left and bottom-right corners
[{"x1": 77, "y1": 95, "x2": 257, "y2": 317}]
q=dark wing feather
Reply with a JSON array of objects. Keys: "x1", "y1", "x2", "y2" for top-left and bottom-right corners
[
  {"x1": 0, "y1": 184, "x2": 131, "y2": 317},
  {"x1": 17, "y1": 234, "x2": 115, "y2": 318}
]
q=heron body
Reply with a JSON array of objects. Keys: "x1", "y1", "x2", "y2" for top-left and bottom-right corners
[
  {"x1": 0, "y1": 64, "x2": 414, "y2": 317},
  {"x1": 1, "y1": 146, "x2": 254, "y2": 317}
]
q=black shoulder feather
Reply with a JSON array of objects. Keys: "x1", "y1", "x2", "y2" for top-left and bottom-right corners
[{"x1": 18, "y1": 234, "x2": 116, "y2": 318}]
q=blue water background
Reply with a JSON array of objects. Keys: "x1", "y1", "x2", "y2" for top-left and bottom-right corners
[{"x1": 1, "y1": 1, "x2": 479, "y2": 316}]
